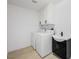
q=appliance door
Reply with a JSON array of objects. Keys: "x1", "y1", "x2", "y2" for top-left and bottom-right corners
[{"x1": 36, "y1": 35, "x2": 52, "y2": 57}]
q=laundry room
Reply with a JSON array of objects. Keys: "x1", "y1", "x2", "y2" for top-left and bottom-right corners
[{"x1": 7, "y1": 0, "x2": 71, "y2": 59}]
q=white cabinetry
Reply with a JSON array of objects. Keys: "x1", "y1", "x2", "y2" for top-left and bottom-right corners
[{"x1": 40, "y1": 3, "x2": 55, "y2": 24}]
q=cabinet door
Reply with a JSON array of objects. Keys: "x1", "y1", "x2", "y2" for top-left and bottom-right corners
[
  {"x1": 52, "y1": 37, "x2": 57, "y2": 52},
  {"x1": 40, "y1": 3, "x2": 55, "y2": 24}
]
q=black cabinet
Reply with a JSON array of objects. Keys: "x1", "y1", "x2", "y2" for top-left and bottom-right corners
[{"x1": 52, "y1": 37, "x2": 71, "y2": 59}]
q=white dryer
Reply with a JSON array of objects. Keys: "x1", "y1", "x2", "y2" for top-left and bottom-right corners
[{"x1": 35, "y1": 32, "x2": 52, "y2": 57}]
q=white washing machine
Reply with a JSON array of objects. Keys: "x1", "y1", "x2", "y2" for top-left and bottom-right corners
[
  {"x1": 32, "y1": 32, "x2": 52, "y2": 57},
  {"x1": 31, "y1": 32, "x2": 37, "y2": 49}
]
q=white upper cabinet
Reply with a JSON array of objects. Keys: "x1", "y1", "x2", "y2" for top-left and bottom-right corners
[{"x1": 40, "y1": 3, "x2": 55, "y2": 24}]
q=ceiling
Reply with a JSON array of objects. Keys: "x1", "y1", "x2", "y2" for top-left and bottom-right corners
[
  {"x1": 8, "y1": 0, "x2": 53, "y2": 11},
  {"x1": 8, "y1": 0, "x2": 64, "y2": 11}
]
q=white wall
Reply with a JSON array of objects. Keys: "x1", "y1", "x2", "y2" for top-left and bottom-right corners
[
  {"x1": 54, "y1": 0, "x2": 71, "y2": 37},
  {"x1": 40, "y1": 0, "x2": 71, "y2": 37},
  {"x1": 7, "y1": 4, "x2": 40, "y2": 52}
]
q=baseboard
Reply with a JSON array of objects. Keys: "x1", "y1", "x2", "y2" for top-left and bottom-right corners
[{"x1": 8, "y1": 46, "x2": 32, "y2": 54}]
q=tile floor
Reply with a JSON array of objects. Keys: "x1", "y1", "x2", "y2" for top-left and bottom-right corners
[{"x1": 8, "y1": 47, "x2": 60, "y2": 59}]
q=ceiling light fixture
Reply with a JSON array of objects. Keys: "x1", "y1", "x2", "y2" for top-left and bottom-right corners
[{"x1": 32, "y1": 0, "x2": 38, "y2": 3}]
